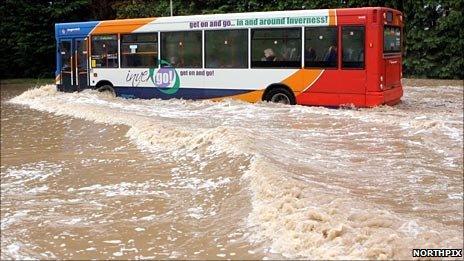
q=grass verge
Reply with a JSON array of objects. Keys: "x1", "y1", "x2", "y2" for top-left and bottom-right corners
[{"x1": 1, "y1": 78, "x2": 54, "y2": 85}]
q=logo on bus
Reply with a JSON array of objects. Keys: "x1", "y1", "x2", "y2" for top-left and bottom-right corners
[
  {"x1": 148, "y1": 60, "x2": 180, "y2": 95},
  {"x1": 125, "y1": 60, "x2": 180, "y2": 94}
]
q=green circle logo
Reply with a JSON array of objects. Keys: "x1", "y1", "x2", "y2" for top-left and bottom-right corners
[{"x1": 148, "y1": 60, "x2": 180, "y2": 95}]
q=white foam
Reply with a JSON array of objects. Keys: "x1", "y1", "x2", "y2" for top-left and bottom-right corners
[
  {"x1": 75, "y1": 182, "x2": 168, "y2": 197},
  {"x1": 448, "y1": 193, "x2": 463, "y2": 200},
  {"x1": 139, "y1": 214, "x2": 157, "y2": 221},
  {"x1": 242, "y1": 156, "x2": 463, "y2": 259},
  {"x1": 187, "y1": 207, "x2": 204, "y2": 220},
  {"x1": 1, "y1": 210, "x2": 30, "y2": 230},
  {"x1": 104, "y1": 240, "x2": 122, "y2": 244},
  {"x1": 3, "y1": 243, "x2": 32, "y2": 260}
]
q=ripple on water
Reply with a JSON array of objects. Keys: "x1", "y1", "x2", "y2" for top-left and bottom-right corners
[{"x1": 1, "y1": 83, "x2": 463, "y2": 259}]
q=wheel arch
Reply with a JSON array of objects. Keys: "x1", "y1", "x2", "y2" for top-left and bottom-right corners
[
  {"x1": 262, "y1": 83, "x2": 296, "y2": 102},
  {"x1": 95, "y1": 80, "x2": 113, "y2": 89},
  {"x1": 95, "y1": 80, "x2": 116, "y2": 97}
]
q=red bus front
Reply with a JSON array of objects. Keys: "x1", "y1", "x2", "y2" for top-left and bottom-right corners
[
  {"x1": 296, "y1": 7, "x2": 404, "y2": 107},
  {"x1": 366, "y1": 7, "x2": 404, "y2": 106}
]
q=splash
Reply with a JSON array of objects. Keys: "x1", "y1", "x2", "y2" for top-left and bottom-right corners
[
  {"x1": 242, "y1": 157, "x2": 462, "y2": 259},
  {"x1": 8, "y1": 84, "x2": 464, "y2": 259}
]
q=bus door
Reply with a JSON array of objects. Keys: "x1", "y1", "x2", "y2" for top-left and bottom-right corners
[
  {"x1": 383, "y1": 26, "x2": 402, "y2": 89},
  {"x1": 338, "y1": 26, "x2": 366, "y2": 98},
  {"x1": 74, "y1": 38, "x2": 89, "y2": 90},
  {"x1": 58, "y1": 38, "x2": 88, "y2": 92},
  {"x1": 59, "y1": 39, "x2": 72, "y2": 90}
]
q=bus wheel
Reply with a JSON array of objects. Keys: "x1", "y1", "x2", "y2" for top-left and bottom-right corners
[
  {"x1": 97, "y1": 85, "x2": 116, "y2": 97},
  {"x1": 264, "y1": 87, "x2": 296, "y2": 105}
]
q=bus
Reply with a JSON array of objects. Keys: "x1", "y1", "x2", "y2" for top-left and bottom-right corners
[{"x1": 55, "y1": 7, "x2": 403, "y2": 107}]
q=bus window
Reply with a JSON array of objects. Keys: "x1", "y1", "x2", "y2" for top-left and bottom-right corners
[
  {"x1": 205, "y1": 29, "x2": 248, "y2": 68},
  {"x1": 77, "y1": 38, "x2": 88, "y2": 69},
  {"x1": 304, "y1": 27, "x2": 337, "y2": 68},
  {"x1": 59, "y1": 41, "x2": 71, "y2": 70},
  {"x1": 91, "y1": 35, "x2": 118, "y2": 68},
  {"x1": 251, "y1": 28, "x2": 301, "y2": 68},
  {"x1": 384, "y1": 26, "x2": 401, "y2": 53},
  {"x1": 161, "y1": 31, "x2": 202, "y2": 68},
  {"x1": 342, "y1": 26, "x2": 365, "y2": 69},
  {"x1": 121, "y1": 33, "x2": 158, "y2": 68}
]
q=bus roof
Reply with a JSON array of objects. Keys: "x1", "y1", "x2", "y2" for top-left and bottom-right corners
[{"x1": 55, "y1": 7, "x2": 401, "y2": 37}]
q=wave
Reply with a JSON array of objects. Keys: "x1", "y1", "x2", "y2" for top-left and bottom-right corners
[
  {"x1": 243, "y1": 157, "x2": 462, "y2": 259},
  {"x1": 8, "y1": 85, "x2": 463, "y2": 259}
]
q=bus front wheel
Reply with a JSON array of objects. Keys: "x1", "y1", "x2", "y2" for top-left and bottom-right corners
[
  {"x1": 96, "y1": 85, "x2": 116, "y2": 97},
  {"x1": 263, "y1": 87, "x2": 296, "y2": 105}
]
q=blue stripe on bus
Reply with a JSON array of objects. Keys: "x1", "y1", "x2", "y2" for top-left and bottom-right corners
[
  {"x1": 113, "y1": 87, "x2": 253, "y2": 100},
  {"x1": 55, "y1": 21, "x2": 99, "y2": 38}
]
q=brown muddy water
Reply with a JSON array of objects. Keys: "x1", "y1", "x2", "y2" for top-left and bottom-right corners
[{"x1": 1, "y1": 80, "x2": 463, "y2": 259}]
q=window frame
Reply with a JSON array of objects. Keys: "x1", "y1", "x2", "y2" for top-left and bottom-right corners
[
  {"x1": 120, "y1": 33, "x2": 159, "y2": 69},
  {"x1": 160, "y1": 30, "x2": 203, "y2": 69},
  {"x1": 383, "y1": 25, "x2": 402, "y2": 54},
  {"x1": 204, "y1": 28, "x2": 249, "y2": 69},
  {"x1": 90, "y1": 34, "x2": 119, "y2": 69},
  {"x1": 303, "y1": 26, "x2": 339, "y2": 70},
  {"x1": 250, "y1": 27, "x2": 302, "y2": 69},
  {"x1": 341, "y1": 25, "x2": 366, "y2": 70}
]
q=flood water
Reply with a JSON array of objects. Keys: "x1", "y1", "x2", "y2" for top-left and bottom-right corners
[{"x1": 1, "y1": 80, "x2": 463, "y2": 259}]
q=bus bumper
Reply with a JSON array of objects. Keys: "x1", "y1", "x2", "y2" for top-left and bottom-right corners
[{"x1": 366, "y1": 86, "x2": 403, "y2": 107}]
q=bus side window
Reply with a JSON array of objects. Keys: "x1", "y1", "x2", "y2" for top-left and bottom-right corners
[
  {"x1": 342, "y1": 26, "x2": 365, "y2": 69},
  {"x1": 304, "y1": 27, "x2": 338, "y2": 68},
  {"x1": 121, "y1": 33, "x2": 158, "y2": 68},
  {"x1": 251, "y1": 28, "x2": 301, "y2": 68},
  {"x1": 161, "y1": 31, "x2": 202, "y2": 68},
  {"x1": 91, "y1": 35, "x2": 118, "y2": 68},
  {"x1": 205, "y1": 29, "x2": 248, "y2": 68}
]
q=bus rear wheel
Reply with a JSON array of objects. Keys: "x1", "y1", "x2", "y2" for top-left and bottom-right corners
[{"x1": 264, "y1": 87, "x2": 296, "y2": 105}]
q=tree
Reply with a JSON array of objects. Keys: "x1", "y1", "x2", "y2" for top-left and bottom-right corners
[
  {"x1": 0, "y1": 0, "x2": 91, "y2": 79},
  {"x1": 402, "y1": 0, "x2": 464, "y2": 78}
]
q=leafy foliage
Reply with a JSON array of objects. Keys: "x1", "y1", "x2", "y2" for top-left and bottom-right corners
[
  {"x1": 0, "y1": 0, "x2": 91, "y2": 78},
  {"x1": 402, "y1": 0, "x2": 463, "y2": 78},
  {"x1": 0, "y1": 0, "x2": 462, "y2": 79}
]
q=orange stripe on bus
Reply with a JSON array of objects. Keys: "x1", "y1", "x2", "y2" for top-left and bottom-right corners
[
  {"x1": 212, "y1": 90, "x2": 264, "y2": 103},
  {"x1": 329, "y1": 9, "x2": 337, "y2": 25},
  {"x1": 219, "y1": 69, "x2": 324, "y2": 102},
  {"x1": 228, "y1": 90, "x2": 264, "y2": 102},
  {"x1": 91, "y1": 18, "x2": 156, "y2": 34},
  {"x1": 281, "y1": 69, "x2": 324, "y2": 93}
]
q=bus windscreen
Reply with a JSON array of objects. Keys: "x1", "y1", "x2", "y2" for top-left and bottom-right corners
[{"x1": 384, "y1": 26, "x2": 401, "y2": 53}]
